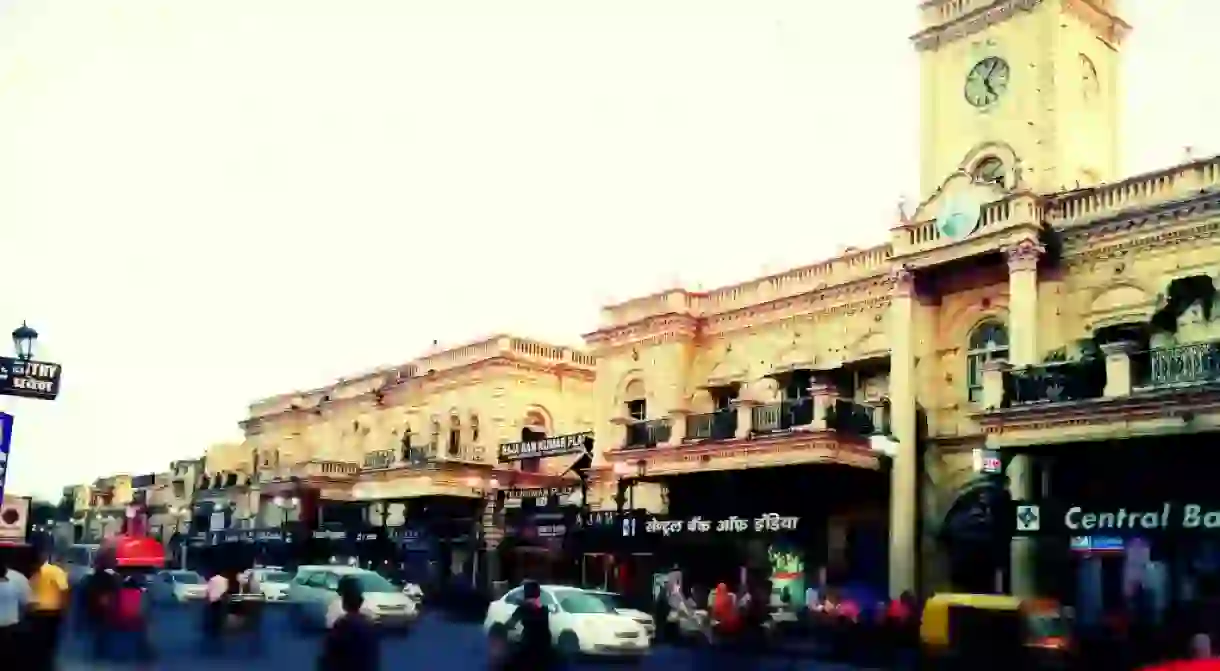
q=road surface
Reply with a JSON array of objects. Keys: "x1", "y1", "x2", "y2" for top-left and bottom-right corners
[{"x1": 59, "y1": 602, "x2": 881, "y2": 670}]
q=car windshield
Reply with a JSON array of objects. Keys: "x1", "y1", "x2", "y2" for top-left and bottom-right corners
[
  {"x1": 588, "y1": 592, "x2": 626, "y2": 611},
  {"x1": 555, "y1": 590, "x2": 614, "y2": 615},
  {"x1": 170, "y1": 572, "x2": 203, "y2": 584},
  {"x1": 260, "y1": 571, "x2": 292, "y2": 583},
  {"x1": 352, "y1": 572, "x2": 399, "y2": 593}
]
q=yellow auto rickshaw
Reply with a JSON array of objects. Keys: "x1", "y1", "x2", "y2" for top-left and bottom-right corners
[{"x1": 920, "y1": 593, "x2": 1072, "y2": 670}]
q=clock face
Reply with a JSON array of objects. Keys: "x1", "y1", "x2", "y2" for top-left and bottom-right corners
[{"x1": 964, "y1": 56, "x2": 1010, "y2": 108}]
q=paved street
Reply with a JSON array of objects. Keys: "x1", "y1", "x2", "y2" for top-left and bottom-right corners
[{"x1": 58, "y1": 602, "x2": 879, "y2": 670}]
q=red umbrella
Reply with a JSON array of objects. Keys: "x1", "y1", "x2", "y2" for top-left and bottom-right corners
[{"x1": 101, "y1": 534, "x2": 165, "y2": 568}]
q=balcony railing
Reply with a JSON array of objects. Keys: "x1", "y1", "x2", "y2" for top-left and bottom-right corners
[
  {"x1": 685, "y1": 409, "x2": 737, "y2": 441},
  {"x1": 1144, "y1": 342, "x2": 1220, "y2": 387},
  {"x1": 625, "y1": 418, "x2": 672, "y2": 449},
  {"x1": 362, "y1": 450, "x2": 396, "y2": 470},
  {"x1": 1004, "y1": 360, "x2": 1106, "y2": 406},
  {"x1": 751, "y1": 397, "x2": 815, "y2": 434},
  {"x1": 826, "y1": 399, "x2": 880, "y2": 436}
]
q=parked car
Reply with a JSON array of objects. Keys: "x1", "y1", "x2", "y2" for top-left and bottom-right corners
[
  {"x1": 148, "y1": 570, "x2": 208, "y2": 604},
  {"x1": 63, "y1": 543, "x2": 99, "y2": 586},
  {"x1": 585, "y1": 589, "x2": 656, "y2": 639},
  {"x1": 286, "y1": 565, "x2": 418, "y2": 630},
  {"x1": 483, "y1": 584, "x2": 651, "y2": 658}
]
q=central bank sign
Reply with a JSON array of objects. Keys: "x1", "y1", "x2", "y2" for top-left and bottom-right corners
[{"x1": 1016, "y1": 502, "x2": 1220, "y2": 535}]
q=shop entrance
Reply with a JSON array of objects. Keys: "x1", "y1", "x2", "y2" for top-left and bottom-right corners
[
  {"x1": 1027, "y1": 432, "x2": 1220, "y2": 625},
  {"x1": 650, "y1": 462, "x2": 889, "y2": 602}
]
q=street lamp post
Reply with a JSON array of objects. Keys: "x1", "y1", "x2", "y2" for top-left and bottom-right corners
[
  {"x1": 11, "y1": 322, "x2": 37, "y2": 361},
  {"x1": 273, "y1": 495, "x2": 299, "y2": 532}
]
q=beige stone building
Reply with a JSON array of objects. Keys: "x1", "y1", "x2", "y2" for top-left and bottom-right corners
[
  {"x1": 581, "y1": 0, "x2": 1220, "y2": 605},
  {"x1": 232, "y1": 335, "x2": 597, "y2": 533}
]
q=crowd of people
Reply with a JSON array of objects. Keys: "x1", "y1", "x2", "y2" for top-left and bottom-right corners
[{"x1": 0, "y1": 546, "x2": 70, "y2": 671}]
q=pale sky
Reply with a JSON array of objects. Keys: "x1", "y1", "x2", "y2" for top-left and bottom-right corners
[{"x1": 0, "y1": 1, "x2": 1214, "y2": 500}]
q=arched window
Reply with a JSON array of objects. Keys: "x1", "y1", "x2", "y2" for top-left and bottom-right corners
[
  {"x1": 973, "y1": 156, "x2": 1005, "y2": 186},
  {"x1": 966, "y1": 321, "x2": 1009, "y2": 403}
]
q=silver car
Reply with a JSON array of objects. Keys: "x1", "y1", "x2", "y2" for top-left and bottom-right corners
[{"x1": 286, "y1": 566, "x2": 418, "y2": 630}]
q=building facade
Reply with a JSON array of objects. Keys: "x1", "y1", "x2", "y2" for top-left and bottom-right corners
[{"x1": 60, "y1": 0, "x2": 1220, "y2": 610}]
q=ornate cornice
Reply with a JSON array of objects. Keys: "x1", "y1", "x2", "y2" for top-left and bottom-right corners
[
  {"x1": 911, "y1": 0, "x2": 1043, "y2": 53},
  {"x1": 1059, "y1": 192, "x2": 1220, "y2": 265}
]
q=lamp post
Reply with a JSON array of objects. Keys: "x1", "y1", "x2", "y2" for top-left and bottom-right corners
[
  {"x1": 170, "y1": 506, "x2": 192, "y2": 568},
  {"x1": 273, "y1": 495, "x2": 299, "y2": 532},
  {"x1": 11, "y1": 322, "x2": 37, "y2": 361}
]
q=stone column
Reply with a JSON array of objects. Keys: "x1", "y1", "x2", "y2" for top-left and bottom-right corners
[
  {"x1": 1003, "y1": 238, "x2": 1042, "y2": 597},
  {"x1": 734, "y1": 400, "x2": 758, "y2": 440},
  {"x1": 888, "y1": 265, "x2": 918, "y2": 598},
  {"x1": 1008, "y1": 453, "x2": 1036, "y2": 596},
  {"x1": 1005, "y1": 238, "x2": 1044, "y2": 367},
  {"x1": 666, "y1": 410, "x2": 688, "y2": 447},
  {"x1": 808, "y1": 382, "x2": 838, "y2": 431},
  {"x1": 1101, "y1": 341, "x2": 1138, "y2": 397}
]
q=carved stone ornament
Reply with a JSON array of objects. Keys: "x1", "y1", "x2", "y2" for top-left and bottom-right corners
[
  {"x1": 890, "y1": 264, "x2": 916, "y2": 297},
  {"x1": 1004, "y1": 238, "x2": 1044, "y2": 273}
]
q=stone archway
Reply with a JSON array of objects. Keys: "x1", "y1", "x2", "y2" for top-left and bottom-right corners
[{"x1": 939, "y1": 477, "x2": 1011, "y2": 592}]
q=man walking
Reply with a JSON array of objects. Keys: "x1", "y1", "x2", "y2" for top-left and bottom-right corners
[
  {"x1": 0, "y1": 555, "x2": 31, "y2": 667},
  {"x1": 29, "y1": 546, "x2": 69, "y2": 671}
]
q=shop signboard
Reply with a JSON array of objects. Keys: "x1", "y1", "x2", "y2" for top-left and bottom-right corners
[
  {"x1": 498, "y1": 431, "x2": 592, "y2": 462},
  {"x1": 0, "y1": 358, "x2": 62, "y2": 400},
  {"x1": 1015, "y1": 501, "x2": 1220, "y2": 536},
  {"x1": 500, "y1": 485, "x2": 577, "y2": 508},
  {"x1": 0, "y1": 412, "x2": 11, "y2": 504}
]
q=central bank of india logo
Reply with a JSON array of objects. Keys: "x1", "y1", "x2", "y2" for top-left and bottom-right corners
[{"x1": 1015, "y1": 504, "x2": 1040, "y2": 532}]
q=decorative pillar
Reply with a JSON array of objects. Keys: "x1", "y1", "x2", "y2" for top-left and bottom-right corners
[
  {"x1": 1003, "y1": 238, "x2": 1042, "y2": 597},
  {"x1": 808, "y1": 382, "x2": 838, "y2": 431},
  {"x1": 666, "y1": 410, "x2": 688, "y2": 447},
  {"x1": 734, "y1": 400, "x2": 758, "y2": 440},
  {"x1": 1008, "y1": 453, "x2": 1036, "y2": 596},
  {"x1": 888, "y1": 265, "x2": 919, "y2": 598},
  {"x1": 1005, "y1": 238, "x2": 1044, "y2": 367},
  {"x1": 1101, "y1": 341, "x2": 1138, "y2": 397}
]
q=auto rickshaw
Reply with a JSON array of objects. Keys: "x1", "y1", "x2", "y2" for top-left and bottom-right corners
[{"x1": 919, "y1": 593, "x2": 1073, "y2": 670}]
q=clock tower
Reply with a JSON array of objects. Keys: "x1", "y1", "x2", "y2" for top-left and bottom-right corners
[{"x1": 913, "y1": 0, "x2": 1130, "y2": 199}]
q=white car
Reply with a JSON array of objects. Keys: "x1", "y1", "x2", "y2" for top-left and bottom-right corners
[
  {"x1": 148, "y1": 570, "x2": 208, "y2": 604},
  {"x1": 286, "y1": 565, "x2": 418, "y2": 629},
  {"x1": 248, "y1": 568, "x2": 295, "y2": 602},
  {"x1": 585, "y1": 590, "x2": 656, "y2": 639},
  {"x1": 401, "y1": 582, "x2": 424, "y2": 607},
  {"x1": 483, "y1": 584, "x2": 651, "y2": 658}
]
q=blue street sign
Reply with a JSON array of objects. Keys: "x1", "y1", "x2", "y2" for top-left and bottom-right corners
[{"x1": 0, "y1": 412, "x2": 12, "y2": 502}]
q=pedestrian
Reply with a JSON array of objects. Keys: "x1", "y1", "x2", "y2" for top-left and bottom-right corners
[
  {"x1": 81, "y1": 554, "x2": 118, "y2": 659},
  {"x1": 202, "y1": 568, "x2": 230, "y2": 654},
  {"x1": 114, "y1": 572, "x2": 155, "y2": 662},
  {"x1": 0, "y1": 554, "x2": 31, "y2": 668},
  {"x1": 28, "y1": 546, "x2": 70, "y2": 671},
  {"x1": 317, "y1": 575, "x2": 379, "y2": 671},
  {"x1": 502, "y1": 580, "x2": 558, "y2": 670}
]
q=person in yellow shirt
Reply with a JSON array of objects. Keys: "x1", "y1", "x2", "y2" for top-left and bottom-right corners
[{"x1": 29, "y1": 546, "x2": 69, "y2": 671}]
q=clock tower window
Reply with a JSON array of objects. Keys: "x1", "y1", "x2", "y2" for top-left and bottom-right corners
[{"x1": 973, "y1": 157, "x2": 1005, "y2": 187}]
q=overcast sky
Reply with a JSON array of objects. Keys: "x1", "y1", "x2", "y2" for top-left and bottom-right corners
[{"x1": 0, "y1": 1, "x2": 1213, "y2": 500}]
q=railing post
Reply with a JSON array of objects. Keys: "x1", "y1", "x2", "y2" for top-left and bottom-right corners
[
  {"x1": 1101, "y1": 341, "x2": 1138, "y2": 397},
  {"x1": 982, "y1": 361, "x2": 1011, "y2": 410},
  {"x1": 808, "y1": 383, "x2": 837, "y2": 430},
  {"x1": 734, "y1": 400, "x2": 757, "y2": 439},
  {"x1": 666, "y1": 410, "x2": 688, "y2": 447},
  {"x1": 609, "y1": 415, "x2": 633, "y2": 450}
]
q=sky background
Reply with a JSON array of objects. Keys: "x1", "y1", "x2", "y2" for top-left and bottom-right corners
[{"x1": 0, "y1": 0, "x2": 1214, "y2": 500}]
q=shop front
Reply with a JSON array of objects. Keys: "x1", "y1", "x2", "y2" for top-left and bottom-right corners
[{"x1": 607, "y1": 434, "x2": 890, "y2": 607}]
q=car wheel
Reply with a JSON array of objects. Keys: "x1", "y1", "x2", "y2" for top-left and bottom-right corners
[{"x1": 558, "y1": 631, "x2": 581, "y2": 658}]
